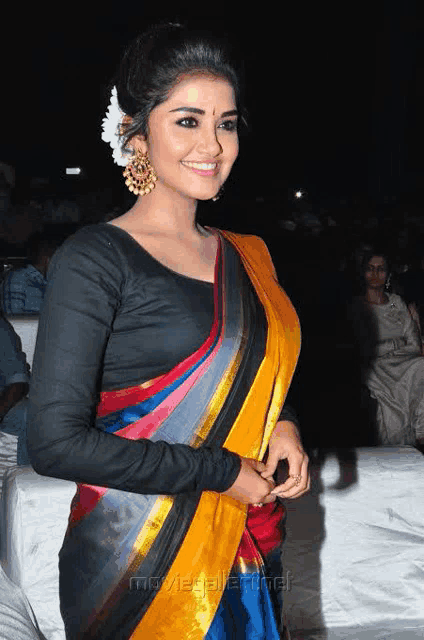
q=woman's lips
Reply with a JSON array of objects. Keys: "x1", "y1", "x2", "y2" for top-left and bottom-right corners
[{"x1": 181, "y1": 161, "x2": 219, "y2": 176}]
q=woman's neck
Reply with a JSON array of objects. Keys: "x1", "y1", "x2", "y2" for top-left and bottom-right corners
[
  {"x1": 120, "y1": 183, "x2": 200, "y2": 238},
  {"x1": 365, "y1": 288, "x2": 389, "y2": 305}
]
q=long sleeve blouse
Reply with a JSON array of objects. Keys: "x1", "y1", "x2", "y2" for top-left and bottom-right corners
[{"x1": 28, "y1": 224, "x2": 298, "y2": 495}]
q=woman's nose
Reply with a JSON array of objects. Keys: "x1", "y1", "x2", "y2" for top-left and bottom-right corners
[{"x1": 198, "y1": 127, "x2": 222, "y2": 156}]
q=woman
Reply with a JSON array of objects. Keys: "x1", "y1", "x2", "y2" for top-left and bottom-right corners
[
  {"x1": 28, "y1": 23, "x2": 309, "y2": 639},
  {"x1": 350, "y1": 248, "x2": 424, "y2": 446}
]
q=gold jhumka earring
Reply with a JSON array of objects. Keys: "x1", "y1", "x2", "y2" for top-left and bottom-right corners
[{"x1": 123, "y1": 149, "x2": 158, "y2": 195}]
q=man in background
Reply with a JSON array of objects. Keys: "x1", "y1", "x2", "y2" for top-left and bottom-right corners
[
  {"x1": 0, "y1": 314, "x2": 30, "y2": 465},
  {"x1": 1, "y1": 228, "x2": 65, "y2": 315}
]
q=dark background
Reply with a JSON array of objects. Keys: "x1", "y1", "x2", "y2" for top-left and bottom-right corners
[{"x1": 4, "y1": 0, "x2": 424, "y2": 213}]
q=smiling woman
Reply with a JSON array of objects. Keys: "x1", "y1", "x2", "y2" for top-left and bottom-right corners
[
  {"x1": 127, "y1": 74, "x2": 239, "y2": 203},
  {"x1": 114, "y1": 24, "x2": 249, "y2": 154},
  {"x1": 28, "y1": 21, "x2": 308, "y2": 640}
]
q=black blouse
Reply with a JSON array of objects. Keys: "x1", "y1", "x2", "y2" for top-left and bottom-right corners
[{"x1": 28, "y1": 224, "x2": 298, "y2": 495}]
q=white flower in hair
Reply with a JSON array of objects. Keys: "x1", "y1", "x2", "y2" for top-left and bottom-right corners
[{"x1": 101, "y1": 86, "x2": 133, "y2": 167}]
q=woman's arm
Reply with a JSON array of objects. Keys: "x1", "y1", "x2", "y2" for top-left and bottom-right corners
[
  {"x1": 28, "y1": 227, "x2": 241, "y2": 496},
  {"x1": 278, "y1": 403, "x2": 300, "y2": 428},
  {"x1": 372, "y1": 298, "x2": 422, "y2": 357},
  {"x1": 251, "y1": 238, "x2": 309, "y2": 496},
  {"x1": 407, "y1": 302, "x2": 424, "y2": 354},
  {"x1": 401, "y1": 299, "x2": 422, "y2": 353}
]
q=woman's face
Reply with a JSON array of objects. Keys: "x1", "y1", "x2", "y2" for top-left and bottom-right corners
[
  {"x1": 132, "y1": 74, "x2": 239, "y2": 202},
  {"x1": 364, "y1": 255, "x2": 388, "y2": 290}
]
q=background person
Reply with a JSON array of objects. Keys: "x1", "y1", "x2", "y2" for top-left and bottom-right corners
[
  {"x1": 0, "y1": 313, "x2": 30, "y2": 465},
  {"x1": 349, "y1": 248, "x2": 424, "y2": 447},
  {"x1": 0, "y1": 202, "x2": 42, "y2": 257},
  {"x1": 1, "y1": 227, "x2": 69, "y2": 315}
]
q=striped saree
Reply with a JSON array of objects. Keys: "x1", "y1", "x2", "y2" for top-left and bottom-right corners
[{"x1": 59, "y1": 229, "x2": 301, "y2": 639}]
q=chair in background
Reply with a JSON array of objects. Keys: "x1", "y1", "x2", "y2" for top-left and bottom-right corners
[{"x1": 5, "y1": 316, "x2": 39, "y2": 371}]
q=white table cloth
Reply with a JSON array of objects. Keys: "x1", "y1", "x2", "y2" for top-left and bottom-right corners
[
  {"x1": 1, "y1": 467, "x2": 76, "y2": 640},
  {"x1": 283, "y1": 446, "x2": 424, "y2": 638}
]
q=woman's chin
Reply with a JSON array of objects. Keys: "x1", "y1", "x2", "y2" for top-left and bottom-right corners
[
  {"x1": 170, "y1": 185, "x2": 220, "y2": 202},
  {"x1": 182, "y1": 181, "x2": 223, "y2": 202},
  {"x1": 196, "y1": 193, "x2": 220, "y2": 202}
]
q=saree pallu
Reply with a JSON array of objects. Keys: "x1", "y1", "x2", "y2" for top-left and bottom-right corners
[{"x1": 59, "y1": 229, "x2": 301, "y2": 639}]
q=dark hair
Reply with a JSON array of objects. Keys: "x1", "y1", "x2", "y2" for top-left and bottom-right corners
[
  {"x1": 360, "y1": 248, "x2": 391, "y2": 278},
  {"x1": 113, "y1": 22, "x2": 249, "y2": 151}
]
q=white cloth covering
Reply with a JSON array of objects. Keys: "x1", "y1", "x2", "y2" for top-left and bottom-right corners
[
  {"x1": 5, "y1": 316, "x2": 39, "y2": 371},
  {"x1": 282, "y1": 446, "x2": 424, "y2": 638},
  {"x1": 0, "y1": 564, "x2": 44, "y2": 640},
  {"x1": 1, "y1": 449, "x2": 423, "y2": 638},
  {"x1": 0, "y1": 432, "x2": 18, "y2": 497},
  {"x1": 1, "y1": 467, "x2": 76, "y2": 640}
]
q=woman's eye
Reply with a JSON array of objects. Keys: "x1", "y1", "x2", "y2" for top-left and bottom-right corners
[
  {"x1": 219, "y1": 119, "x2": 238, "y2": 131},
  {"x1": 176, "y1": 117, "x2": 198, "y2": 128},
  {"x1": 175, "y1": 118, "x2": 238, "y2": 131}
]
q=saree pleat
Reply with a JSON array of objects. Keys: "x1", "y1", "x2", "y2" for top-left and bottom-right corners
[{"x1": 58, "y1": 229, "x2": 301, "y2": 639}]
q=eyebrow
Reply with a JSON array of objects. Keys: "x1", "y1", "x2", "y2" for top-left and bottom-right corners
[{"x1": 169, "y1": 107, "x2": 238, "y2": 117}]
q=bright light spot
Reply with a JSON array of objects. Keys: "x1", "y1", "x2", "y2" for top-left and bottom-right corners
[
  {"x1": 66, "y1": 168, "x2": 81, "y2": 175},
  {"x1": 295, "y1": 191, "x2": 303, "y2": 199},
  {"x1": 186, "y1": 88, "x2": 199, "y2": 102}
]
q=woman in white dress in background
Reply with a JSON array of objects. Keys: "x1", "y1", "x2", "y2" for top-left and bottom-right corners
[{"x1": 350, "y1": 249, "x2": 424, "y2": 447}]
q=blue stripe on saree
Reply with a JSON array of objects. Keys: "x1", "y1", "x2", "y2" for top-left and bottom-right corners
[
  {"x1": 206, "y1": 570, "x2": 281, "y2": 639},
  {"x1": 98, "y1": 330, "x2": 221, "y2": 434}
]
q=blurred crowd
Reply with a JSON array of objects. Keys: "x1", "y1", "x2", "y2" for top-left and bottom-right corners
[{"x1": 271, "y1": 190, "x2": 424, "y2": 319}]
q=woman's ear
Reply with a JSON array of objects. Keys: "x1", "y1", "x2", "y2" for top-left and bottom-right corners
[
  {"x1": 120, "y1": 116, "x2": 149, "y2": 155},
  {"x1": 129, "y1": 133, "x2": 148, "y2": 156}
]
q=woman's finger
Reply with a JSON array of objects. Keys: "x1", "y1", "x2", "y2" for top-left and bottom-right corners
[
  {"x1": 271, "y1": 455, "x2": 309, "y2": 496},
  {"x1": 248, "y1": 458, "x2": 267, "y2": 473}
]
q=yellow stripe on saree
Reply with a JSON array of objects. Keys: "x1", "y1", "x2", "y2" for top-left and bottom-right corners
[{"x1": 131, "y1": 231, "x2": 301, "y2": 639}]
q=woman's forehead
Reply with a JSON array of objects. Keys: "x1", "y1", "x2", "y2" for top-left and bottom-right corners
[
  {"x1": 165, "y1": 74, "x2": 236, "y2": 108},
  {"x1": 367, "y1": 256, "x2": 386, "y2": 266}
]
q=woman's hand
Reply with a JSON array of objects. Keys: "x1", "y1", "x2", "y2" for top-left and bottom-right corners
[
  {"x1": 221, "y1": 457, "x2": 276, "y2": 505},
  {"x1": 261, "y1": 420, "x2": 310, "y2": 499}
]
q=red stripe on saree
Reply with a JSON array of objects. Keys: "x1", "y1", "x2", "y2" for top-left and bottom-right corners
[
  {"x1": 237, "y1": 502, "x2": 285, "y2": 562},
  {"x1": 68, "y1": 234, "x2": 225, "y2": 528},
  {"x1": 96, "y1": 238, "x2": 222, "y2": 419}
]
